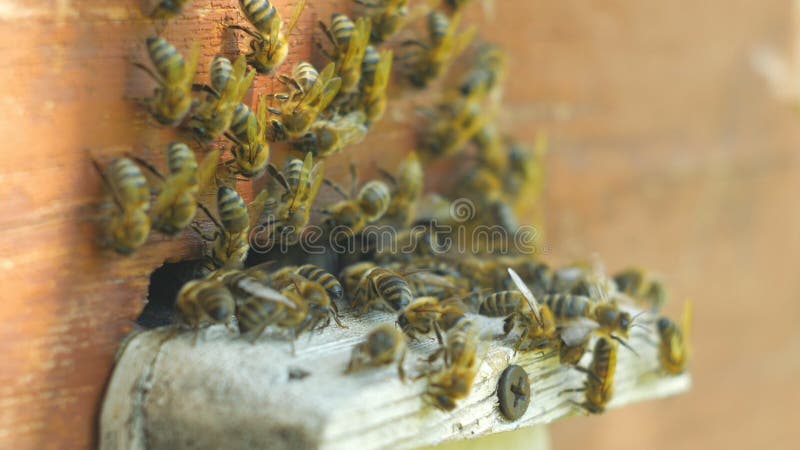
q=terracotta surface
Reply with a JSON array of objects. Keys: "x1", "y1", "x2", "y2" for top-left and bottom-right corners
[{"x1": 0, "y1": 1, "x2": 798, "y2": 449}]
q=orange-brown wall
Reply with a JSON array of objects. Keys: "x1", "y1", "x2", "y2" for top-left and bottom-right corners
[{"x1": 0, "y1": 1, "x2": 797, "y2": 449}]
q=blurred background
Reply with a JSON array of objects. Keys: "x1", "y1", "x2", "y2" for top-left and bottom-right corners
[{"x1": 0, "y1": 1, "x2": 798, "y2": 449}]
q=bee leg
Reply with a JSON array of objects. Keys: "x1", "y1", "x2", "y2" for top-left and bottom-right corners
[
  {"x1": 322, "y1": 178, "x2": 351, "y2": 199},
  {"x1": 571, "y1": 366, "x2": 603, "y2": 384},
  {"x1": 331, "y1": 310, "x2": 348, "y2": 329},
  {"x1": 433, "y1": 321, "x2": 444, "y2": 345},
  {"x1": 559, "y1": 387, "x2": 586, "y2": 395},
  {"x1": 191, "y1": 224, "x2": 216, "y2": 242},
  {"x1": 228, "y1": 24, "x2": 264, "y2": 42},
  {"x1": 397, "y1": 349, "x2": 407, "y2": 382},
  {"x1": 611, "y1": 334, "x2": 640, "y2": 357},
  {"x1": 192, "y1": 327, "x2": 201, "y2": 346}
]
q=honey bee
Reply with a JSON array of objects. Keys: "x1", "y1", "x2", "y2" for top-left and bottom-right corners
[
  {"x1": 350, "y1": 266, "x2": 413, "y2": 314},
  {"x1": 273, "y1": 62, "x2": 342, "y2": 138},
  {"x1": 340, "y1": 261, "x2": 376, "y2": 296},
  {"x1": 323, "y1": 174, "x2": 392, "y2": 239},
  {"x1": 425, "y1": 318, "x2": 478, "y2": 411},
  {"x1": 196, "y1": 186, "x2": 269, "y2": 270},
  {"x1": 92, "y1": 157, "x2": 151, "y2": 254},
  {"x1": 145, "y1": 0, "x2": 192, "y2": 19},
  {"x1": 459, "y1": 43, "x2": 505, "y2": 97},
  {"x1": 291, "y1": 111, "x2": 368, "y2": 158},
  {"x1": 174, "y1": 278, "x2": 236, "y2": 342},
  {"x1": 359, "y1": 46, "x2": 393, "y2": 124},
  {"x1": 186, "y1": 54, "x2": 256, "y2": 142},
  {"x1": 379, "y1": 151, "x2": 422, "y2": 228},
  {"x1": 208, "y1": 265, "x2": 295, "y2": 310},
  {"x1": 319, "y1": 14, "x2": 372, "y2": 93},
  {"x1": 613, "y1": 267, "x2": 668, "y2": 312},
  {"x1": 231, "y1": 0, "x2": 307, "y2": 73},
  {"x1": 225, "y1": 96, "x2": 270, "y2": 178},
  {"x1": 563, "y1": 336, "x2": 618, "y2": 414},
  {"x1": 402, "y1": 11, "x2": 475, "y2": 88},
  {"x1": 263, "y1": 153, "x2": 325, "y2": 244},
  {"x1": 236, "y1": 283, "x2": 310, "y2": 342},
  {"x1": 134, "y1": 36, "x2": 200, "y2": 126},
  {"x1": 419, "y1": 90, "x2": 489, "y2": 158},
  {"x1": 354, "y1": 0, "x2": 408, "y2": 43},
  {"x1": 295, "y1": 264, "x2": 344, "y2": 301},
  {"x1": 288, "y1": 272, "x2": 346, "y2": 329},
  {"x1": 346, "y1": 323, "x2": 407, "y2": 379},
  {"x1": 656, "y1": 300, "x2": 691, "y2": 374},
  {"x1": 138, "y1": 144, "x2": 220, "y2": 236},
  {"x1": 397, "y1": 296, "x2": 465, "y2": 341}
]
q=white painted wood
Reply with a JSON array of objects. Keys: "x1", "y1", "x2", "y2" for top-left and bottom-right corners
[{"x1": 100, "y1": 310, "x2": 690, "y2": 450}]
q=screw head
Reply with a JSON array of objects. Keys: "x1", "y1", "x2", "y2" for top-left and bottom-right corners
[{"x1": 497, "y1": 364, "x2": 531, "y2": 420}]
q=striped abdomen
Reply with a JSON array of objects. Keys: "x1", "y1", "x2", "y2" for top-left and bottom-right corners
[
  {"x1": 109, "y1": 158, "x2": 150, "y2": 210},
  {"x1": 198, "y1": 284, "x2": 236, "y2": 322},
  {"x1": 166, "y1": 142, "x2": 197, "y2": 174},
  {"x1": 240, "y1": 0, "x2": 278, "y2": 33},
  {"x1": 357, "y1": 180, "x2": 391, "y2": 222},
  {"x1": 296, "y1": 264, "x2": 343, "y2": 300},
  {"x1": 146, "y1": 36, "x2": 184, "y2": 84},
  {"x1": 585, "y1": 337, "x2": 617, "y2": 408},
  {"x1": 282, "y1": 157, "x2": 304, "y2": 193},
  {"x1": 210, "y1": 55, "x2": 234, "y2": 92},
  {"x1": 292, "y1": 62, "x2": 319, "y2": 92},
  {"x1": 361, "y1": 45, "x2": 379, "y2": 84},
  {"x1": 541, "y1": 294, "x2": 591, "y2": 320},
  {"x1": 479, "y1": 291, "x2": 524, "y2": 317},
  {"x1": 237, "y1": 297, "x2": 280, "y2": 334},
  {"x1": 330, "y1": 13, "x2": 355, "y2": 47},
  {"x1": 427, "y1": 11, "x2": 448, "y2": 45},
  {"x1": 217, "y1": 186, "x2": 249, "y2": 233},
  {"x1": 373, "y1": 269, "x2": 412, "y2": 310},
  {"x1": 229, "y1": 103, "x2": 254, "y2": 142}
]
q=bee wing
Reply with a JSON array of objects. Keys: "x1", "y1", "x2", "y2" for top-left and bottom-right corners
[
  {"x1": 316, "y1": 76, "x2": 342, "y2": 111},
  {"x1": 406, "y1": 272, "x2": 456, "y2": 289},
  {"x1": 373, "y1": 50, "x2": 394, "y2": 92},
  {"x1": 559, "y1": 322, "x2": 595, "y2": 347},
  {"x1": 248, "y1": 188, "x2": 272, "y2": 229},
  {"x1": 306, "y1": 160, "x2": 326, "y2": 207},
  {"x1": 285, "y1": 0, "x2": 307, "y2": 35},
  {"x1": 451, "y1": 25, "x2": 476, "y2": 61},
  {"x1": 148, "y1": 174, "x2": 184, "y2": 219},
  {"x1": 256, "y1": 95, "x2": 269, "y2": 140},
  {"x1": 183, "y1": 41, "x2": 202, "y2": 85},
  {"x1": 236, "y1": 278, "x2": 298, "y2": 310},
  {"x1": 345, "y1": 17, "x2": 372, "y2": 66},
  {"x1": 303, "y1": 62, "x2": 336, "y2": 106},
  {"x1": 339, "y1": 111, "x2": 368, "y2": 146},
  {"x1": 196, "y1": 149, "x2": 221, "y2": 192},
  {"x1": 507, "y1": 267, "x2": 543, "y2": 326}
]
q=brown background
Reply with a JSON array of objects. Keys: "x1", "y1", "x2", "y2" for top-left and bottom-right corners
[{"x1": 1, "y1": 1, "x2": 798, "y2": 449}]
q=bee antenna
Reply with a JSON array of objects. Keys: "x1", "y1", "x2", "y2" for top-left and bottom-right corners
[
  {"x1": 197, "y1": 202, "x2": 224, "y2": 230},
  {"x1": 611, "y1": 334, "x2": 639, "y2": 357}
]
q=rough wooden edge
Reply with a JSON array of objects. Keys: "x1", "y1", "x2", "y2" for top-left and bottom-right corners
[{"x1": 100, "y1": 311, "x2": 690, "y2": 450}]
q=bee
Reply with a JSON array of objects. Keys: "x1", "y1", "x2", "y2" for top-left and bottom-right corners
[
  {"x1": 263, "y1": 153, "x2": 325, "y2": 244},
  {"x1": 540, "y1": 293, "x2": 636, "y2": 354},
  {"x1": 291, "y1": 111, "x2": 368, "y2": 158},
  {"x1": 323, "y1": 173, "x2": 392, "y2": 239},
  {"x1": 135, "y1": 144, "x2": 220, "y2": 236},
  {"x1": 319, "y1": 14, "x2": 372, "y2": 93},
  {"x1": 419, "y1": 90, "x2": 489, "y2": 159},
  {"x1": 346, "y1": 324, "x2": 407, "y2": 377},
  {"x1": 209, "y1": 265, "x2": 294, "y2": 309},
  {"x1": 144, "y1": 0, "x2": 192, "y2": 19},
  {"x1": 563, "y1": 337, "x2": 618, "y2": 414},
  {"x1": 186, "y1": 54, "x2": 256, "y2": 142},
  {"x1": 459, "y1": 43, "x2": 505, "y2": 97},
  {"x1": 613, "y1": 267, "x2": 668, "y2": 312},
  {"x1": 378, "y1": 151, "x2": 422, "y2": 228},
  {"x1": 224, "y1": 96, "x2": 271, "y2": 178},
  {"x1": 340, "y1": 261, "x2": 377, "y2": 297},
  {"x1": 236, "y1": 283, "x2": 309, "y2": 342},
  {"x1": 351, "y1": 266, "x2": 413, "y2": 314},
  {"x1": 231, "y1": 0, "x2": 307, "y2": 73},
  {"x1": 273, "y1": 62, "x2": 342, "y2": 139},
  {"x1": 656, "y1": 301, "x2": 691, "y2": 374},
  {"x1": 500, "y1": 268, "x2": 559, "y2": 353},
  {"x1": 425, "y1": 318, "x2": 478, "y2": 411},
  {"x1": 397, "y1": 296, "x2": 465, "y2": 341},
  {"x1": 359, "y1": 46, "x2": 393, "y2": 124},
  {"x1": 174, "y1": 278, "x2": 236, "y2": 342},
  {"x1": 354, "y1": 0, "x2": 408, "y2": 43},
  {"x1": 196, "y1": 186, "x2": 269, "y2": 270},
  {"x1": 295, "y1": 264, "x2": 344, "y2": 301},
  {"x1": 134, "y1": 36, "x2": 200, "y2": 126},
  {"x1": 402, "y1": 11, "x2": 475, "y2": 88},
  {"x1": 92, "y1": 157, "x2": 151, "y2": 254}
]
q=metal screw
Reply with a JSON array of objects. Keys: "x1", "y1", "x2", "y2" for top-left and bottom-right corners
[{"x1": 497, "y1": 365, "x2": 531, "y2": 420}]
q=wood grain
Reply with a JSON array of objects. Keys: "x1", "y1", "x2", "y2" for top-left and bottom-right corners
[{"x1": 0, "y1": 1, "x2": 798, "y2": 449}]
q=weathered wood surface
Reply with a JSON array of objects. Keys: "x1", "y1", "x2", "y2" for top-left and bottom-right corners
[
  {"x1": 100, "y1": 312, "x2": 688, "y2": 450},
  {"x1": 1, "y1": 1, "x2": 799, "y2": 450}
]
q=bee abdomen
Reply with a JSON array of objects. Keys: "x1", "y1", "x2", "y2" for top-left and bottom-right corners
[
  {"x1": 293, "y1": 62, "x2": 319, "y2": 91},
  {"x1": 217, "y1": 186, "x2": 249, "y2": 232},
  {"x1": 296, "y1": 264, "x2": 343, "y2": 300},
  {"x1": 166, "y1": 142, "x2": 197, "y2": 174},
  {"x1": 230, "y1": 103, "x2": 254, "y2": 141},
  {"x1": 241, "y1": 0, "x2": 277, "y2": 32},
  {"x1": 109, "y1": 158, "x2": 149, "y2": 207},
  {"x1": 210, "y1": 55, "x2": 234, "y2": 92},
  {"x1": 357, "y1": 180, "x2": 391, "y2": 221},
  {"x1": 199, "y1": 285, "x2": 235, "y2": 321},
  {"x1": 146, "y1": 36, "x2": 183, "y2": 79},
  {"x1": 427, "y1": 11, "x2": 448, "y2": 45},
  {"x1": 330, "y1": 13, "x2": 355, "y2": 46},
  {"x1": 237, "y1": 298, "x2": 277, "y2": 333},
  {"x1": 543, "y1": 293, "x2": 590, "y2": 319},
  {"x1": 376, "y1": 274, "x2": 412, "y2": 310}
]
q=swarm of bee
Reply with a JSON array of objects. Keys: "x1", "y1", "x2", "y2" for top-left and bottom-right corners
[{"x1": 96, "y1": 0, "x2": 690, "y2": 416}]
